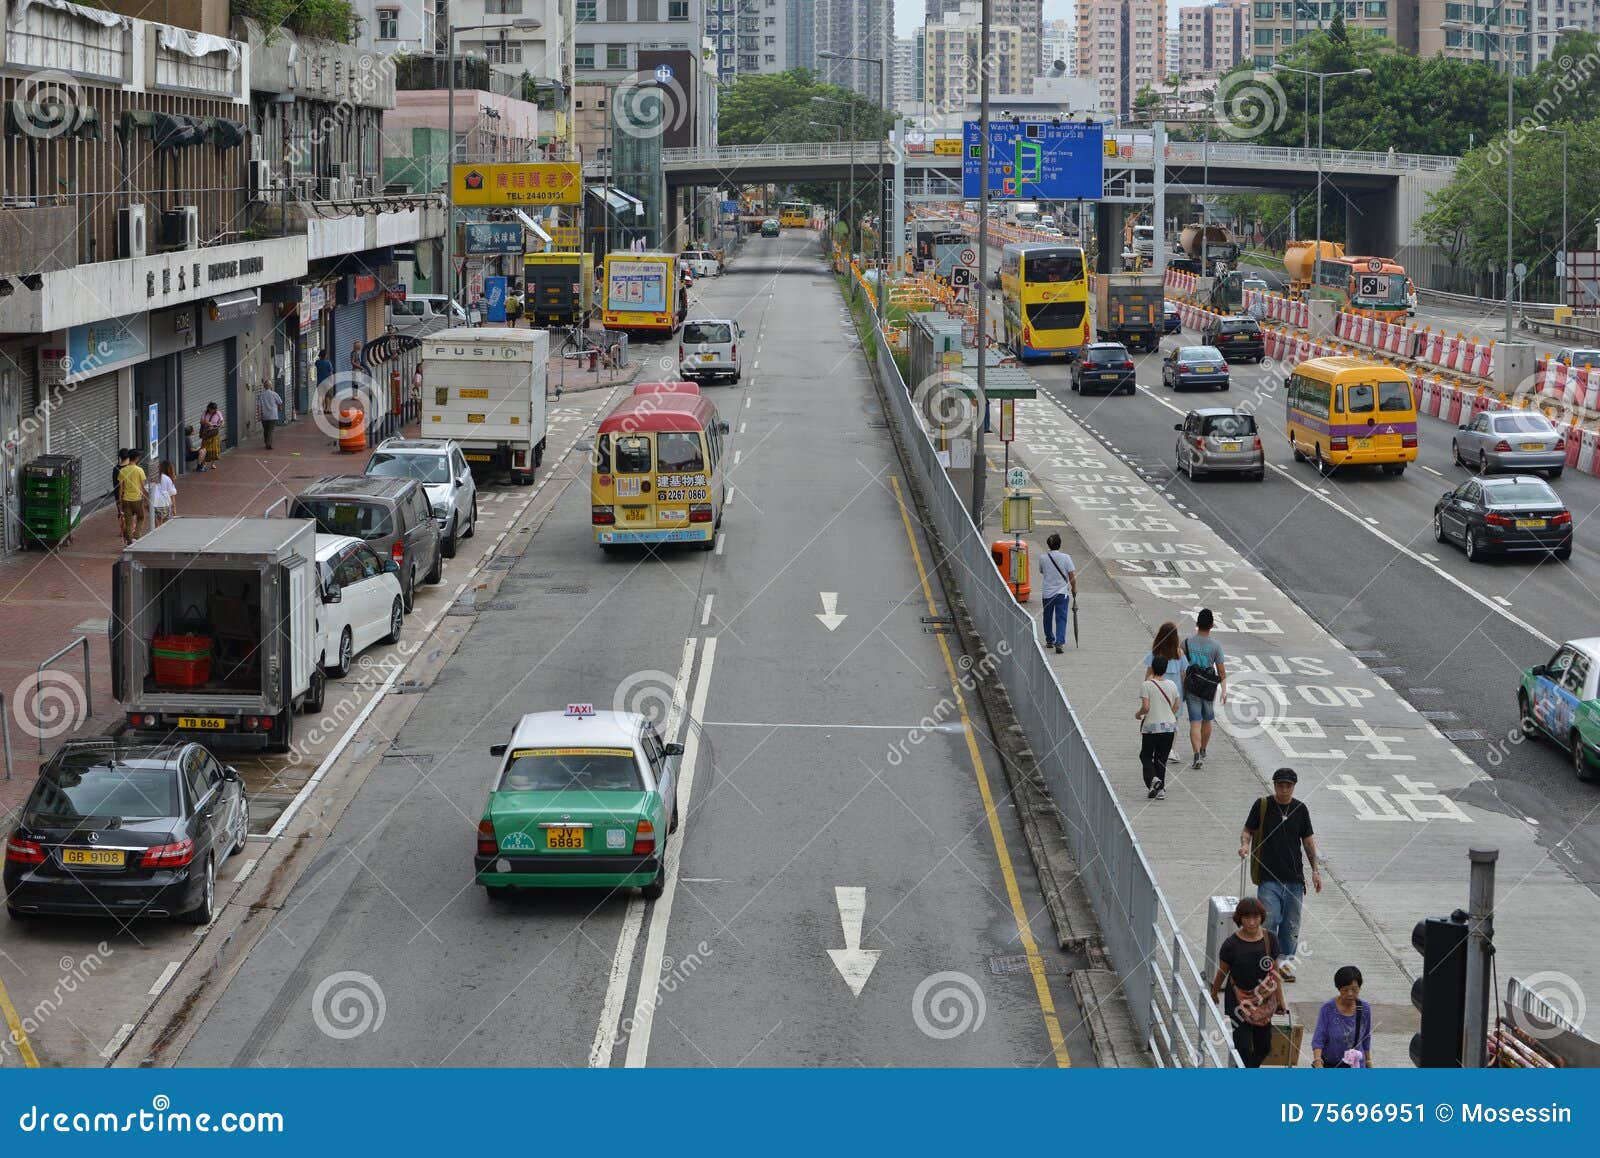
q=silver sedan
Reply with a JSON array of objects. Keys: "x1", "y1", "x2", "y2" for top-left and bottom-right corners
[{"x1": 1451, "y1": 411, "x2": 1567, "y2": 478}]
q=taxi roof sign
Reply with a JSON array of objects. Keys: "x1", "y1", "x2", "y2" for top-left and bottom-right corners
[{"x1": 565, "y1": 703, "x2": 596, "y2": 717}]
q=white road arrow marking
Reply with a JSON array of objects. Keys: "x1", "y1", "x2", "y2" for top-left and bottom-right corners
[
  {"x1": 815, "y1": 592, "x2": 848, "y2": 632},
  {"x1": 826, "y1": 886, "x2": 881, "y2": 996}
]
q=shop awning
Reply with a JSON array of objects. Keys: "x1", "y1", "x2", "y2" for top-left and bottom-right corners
[
  {"x1": 586, "y1": 185, "x2": 644, "y2": 217},
  {"x1": 513, "y1": 209, "x2": 551, "y2": 245},
  {"x1": 207, "y1": 289, "x2": 259, "y2": 322}
]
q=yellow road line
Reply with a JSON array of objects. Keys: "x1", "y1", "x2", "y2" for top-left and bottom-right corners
[
  {"x1": 890, "y1": 474, "x2": 1071, "y2": 1068},
  {"x1": 0, "y1": 971, "x2": 40, "y2": 1068}
]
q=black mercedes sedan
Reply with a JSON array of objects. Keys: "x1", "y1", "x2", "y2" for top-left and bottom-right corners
[
  {"x1": 1433, "y1": 475, "x2": 1573, "y2": 562},
  {"x1": 4, "y1": 741, "x2": 248, "y2": 923}
]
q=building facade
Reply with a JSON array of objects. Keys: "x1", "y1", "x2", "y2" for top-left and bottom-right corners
[
  {"x1": 1248, "y1": 0, "x2": 1532, "y2": 73},
  {"x1": 815, "y1": 0, "x2": 895, "y2": 102},
  {"x1": 1075, "y1": 0, "x2": 1168, "y2": 117},
  {"x1": 926, "y1": 4, "x2": 1025, "y2": 115},
  {"x1": 893, "y1": 36, "x2": 918, "y2": 105},
  {"x1": 570, "y1": 0, "x2": 718, "y2": 148},
  {"x1": 1178, "y1": 1, "x2": 1249, "y2": 79},
  {"x1": 707, "y1": 0, "x2": 790, "y2": 82},
  {"x1": 0, "y1": 2, "x2": 443, "y2": 554},
  {"x1": 1040, "y1": 16, "x2": 1075, "y2": 73}
]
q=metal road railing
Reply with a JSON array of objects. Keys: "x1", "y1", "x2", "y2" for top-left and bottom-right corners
[
  {"x1": 869, "y1": 324, "x2": 1238, "y2": 1067},
  {"x1": 654, "y1": 140, "x2": 1459, "y2": 175},
  {"x1": 1, "y1": 690, "x2": 13, "y2": 780},
  {"x1": 35, "y1": 635, "x2": 92, "y2": 755}
]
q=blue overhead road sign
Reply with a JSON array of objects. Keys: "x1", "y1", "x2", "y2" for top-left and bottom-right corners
[{"x1": 961, "y1": 120, "x2": 1104, "y2": 201}]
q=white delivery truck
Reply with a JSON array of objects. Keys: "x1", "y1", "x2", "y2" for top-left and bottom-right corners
[
  {"x1": 112, "y1": 518, "x2": 327, "y2": 753},
  {"x1": 1005, "y1": 201, "x2": 1042, "y2": 227},
  {"x1": 420, "y1": 326, "x2": 549, "y2": 485}
]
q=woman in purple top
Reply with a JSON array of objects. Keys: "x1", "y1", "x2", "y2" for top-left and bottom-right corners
[{"x1": 1312, "y1": 965, "x2": 1373, "y2": 1067}]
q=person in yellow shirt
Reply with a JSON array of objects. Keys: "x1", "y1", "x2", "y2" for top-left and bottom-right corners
[{"x1": 117, "y1": 448, "x2": 148, "y2": 545}]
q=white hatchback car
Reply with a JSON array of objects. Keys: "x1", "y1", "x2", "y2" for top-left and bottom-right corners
[
  {"x1": 315, "y1": 535, "x2": 405, "y2": 677},
  {"x1": 366, "y1": 437, "x2": 479, "y2": 558},
  {"x1": 679, "y1": 318, "x2": 743, "y2": 384}
]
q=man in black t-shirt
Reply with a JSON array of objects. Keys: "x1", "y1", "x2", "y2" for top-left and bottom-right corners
[{"x1": 1239, "y1": 767, "x2": 1322, "y2": 982}]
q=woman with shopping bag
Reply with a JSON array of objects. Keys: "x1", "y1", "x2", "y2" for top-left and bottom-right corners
[
  {"x1": 1209, "y1": 896, "x2": 1285, "y2": 1067},
  {"x1": 1312, "y1": 966, "x2": 1373, "y2": 1068}
]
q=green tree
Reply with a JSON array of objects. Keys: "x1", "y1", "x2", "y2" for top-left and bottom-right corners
[
  {"x1": 1328, "y1": 6, "x2": 1347, "y2": 43},
  {"x1": 717, "y1": 69, "x2": 892, "y2": 147}
]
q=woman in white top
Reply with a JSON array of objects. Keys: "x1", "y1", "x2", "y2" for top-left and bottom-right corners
[
  {"x1": 150, "y1": 459, "x2": 178, "y2": 527},
  {"x1": 1135, "y1": 655, "x2": 1181, "y2": 800}
]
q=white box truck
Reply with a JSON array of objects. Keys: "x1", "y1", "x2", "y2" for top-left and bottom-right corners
[
  {"x1": 420, "y1": 326, "x2": 548, "y2": 484},
  {"x1": 112, "y1": 518, "x2": 327, "y2": 753}
]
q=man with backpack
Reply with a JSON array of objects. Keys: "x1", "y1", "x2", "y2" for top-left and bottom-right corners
[
  {"x1": 1240, "y1": 767, "x2": 1322, "y2": 982},
  {"x1": 1182, "y1": 608, "x2": 1227, "y2": 767},
  {"x1": 1038, "y1": 533, "x2": 1077, "y2": 655}
]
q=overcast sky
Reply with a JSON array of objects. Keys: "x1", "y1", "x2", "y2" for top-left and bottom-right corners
[{"x1": 894, "y1": 0, "x2": 1074, "y2": 37}]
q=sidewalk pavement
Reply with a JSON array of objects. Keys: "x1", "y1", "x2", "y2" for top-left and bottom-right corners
[
  {"x1": 0, "y1": 347, "x2": 637, "y2": 816},
  {"x1": 992, "y1": 393, "x2": 1600, "y2": 1066}
]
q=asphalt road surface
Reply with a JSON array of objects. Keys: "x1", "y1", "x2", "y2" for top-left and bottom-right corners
[
  {"x1": 169, "y1": 233, "x2": 1091, "y2": 1069},
  {"x1": 1025, "y1": 315, "x2": 1600, "y2": 893}
]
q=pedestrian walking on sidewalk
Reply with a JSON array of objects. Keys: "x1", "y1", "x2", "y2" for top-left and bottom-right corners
[
  {"x1": 1311, "y1": 965, "x2": 1371, "y2": 1068},
  {"x1": 184, "y1": 426, "x2": 202, "y2": 472},
  {"x1": 1210, "y1": 896, "x2": 1284, "y2": 1068},
  {"x1": 1039, "y1": 533, "x2": 1077, "y2": 654},
  {"x1": 257, "y1": 381, "x2": 284, "y2": 449},
  {"x1": 199, "y1": 403, "x2": 224, "y2": 470},
  {"x1": 1240, "y1": 767, "x2": 1322, "y2": 983},
  {"x1": 315, "y1": 348, "x2": 334, "y2": 389},
  {"x1": 116, "y1": 449, "x2": 148, "y2": 546},
  {"x1": 1182, "y1": 608, "x2": 1227, "y2": 767},
  {"x1": 150, "y1": 460, "x2": 178, "y2": 527},
  {"x1": 1136, "y1": 656, "x2": 1181, "y2": 800},
  {"x1": 349, "y1": 339, "x2": 367, "y2": 377},
  {"x1": 1143, "y1": 621, "x2": 1188, "y2": 716}
]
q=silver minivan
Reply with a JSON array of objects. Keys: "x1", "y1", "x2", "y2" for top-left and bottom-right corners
[
  {"x1": 1174, "y1": 407, "x2": 1265, "y2": 481},
  {"x1": 679, "y1": 318, "x2": 743, "y2": 384}
]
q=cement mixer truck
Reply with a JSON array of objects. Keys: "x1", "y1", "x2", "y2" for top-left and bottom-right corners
[
  {"x1": 1178, "y1": 224, "x2": 1239, "y2": 276},
  {"x1": 1284, "y1": 240, "x2": 1345, "y2": 296}
]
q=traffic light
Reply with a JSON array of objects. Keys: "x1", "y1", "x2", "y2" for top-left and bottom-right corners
[{"x1": 1410, "y1": 911, "x2": 1469, "y2": 1067}]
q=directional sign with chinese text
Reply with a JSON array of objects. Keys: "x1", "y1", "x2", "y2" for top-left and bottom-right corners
[
  {"x1": 452, "y1": 163, "x2": 582, "y2": 206},
  {"x1": 961, "y1": 121, "x2": 1104, "y2": 201}
]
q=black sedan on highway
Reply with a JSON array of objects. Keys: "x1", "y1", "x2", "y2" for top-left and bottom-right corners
[
  {"x1": 1163, "y1": 300, "x2": 1182, "y2": 333},
  {"x1": 1071, "y1": 342, "x2": 1137, "y2": 395},
  {"x1": 4, "y1": 740, "x2": 249, "y2": 923},
  {"x1": 1433, "y1": 475, "x2": 1573, "y2": 563},
  {"x1": 1162, "y1": 345, "x2": 1230, "y2": 391},
  {"x1": 1199, "y1": 315, "x2": 1265, "y2": 363}
]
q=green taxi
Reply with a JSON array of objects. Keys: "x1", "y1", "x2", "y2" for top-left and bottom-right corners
[
  {"x1": 1518, "y1": 638, "x2": 1600, "y2": 782},
  {"x1": 760, "y1": 218, "x2": 780, "y2": 237},
  {"x1": 475, "y1": 706, "x2": 681, "y2": 900}
]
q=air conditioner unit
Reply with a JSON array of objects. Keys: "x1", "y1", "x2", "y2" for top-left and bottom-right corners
[
  {"x1": 159, "y1": 205, "x2": 199, "y2": 250},
  {"x1": 336, "y1": 162, "x2": 356, "y2": 185},
  {"x1": 326, "y1": 178, "x2": 345, "y2": 200},
  {"x1": 249, "y1": 159, "x2": 275, "y2": 203},
  {"x1": 117, "y1": 205, "x2": 147, "y2": 260},
  {"x1": 248, "y1": 131, "x2": 264, "y2": 161},
  {"x1": 293, "y1": 176, "x2": 316, "y2": 202}
]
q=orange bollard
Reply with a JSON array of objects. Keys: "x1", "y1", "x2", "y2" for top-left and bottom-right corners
[
  {"x1": 991, "y1": 539, "x2": 1031, "y2": 602},
  {"x1": 338, "y1": 402, "x2": 366, "y2": 452}
]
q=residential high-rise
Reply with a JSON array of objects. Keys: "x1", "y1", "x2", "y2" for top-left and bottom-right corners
[
  {"x1": 1528, "y1": 0, "x2": 1595, "y2": 65},
  {"x1": 926, "y1": 0, "x2": 1043, "y2": 82},
  {"x1": 816, "y1": 0, "x2": 896, "y2": 103},
  {"x1": 707, "y1": 0, "x2": 790, "y2": 82},
  {"x1": 1040, "y1": 16, "x2": 1074, "y2": 74},
  {"x1": 893, "y1": 36, "x2": 918, "y2": 107},
  {"x1": 1249, "y1": 0, "x2": 1532, "y2": 73},
  {"x1": 788, "y1": 0, "x2": 817, "y2": 69},
  {"x1": 926, "y1": 1, "x2": 1024, "y2": 115},
  {"x1": 1075, "y1": 0, "x2": 1167, "y2": 117},
  {"x1": 1177, "y1": 1, "x2": 1249, "y2": 80}
]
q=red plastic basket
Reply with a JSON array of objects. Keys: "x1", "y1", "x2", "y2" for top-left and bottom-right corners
[{"x1": 152, "y1": 634, "x2": 212, "y2": 687}]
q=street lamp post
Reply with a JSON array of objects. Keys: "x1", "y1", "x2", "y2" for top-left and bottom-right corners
[
  {"x1": 811, "y1": 95, "x2": 855, "y2": 291},
  {"x1": 1535, "y1": 125, "x2": 1569, "y2": 306},
  {"x1": 445, "y1": 17, "x2": 540, "y2": 307},
  {"x1": 819, "y1": 49, "x2": 888, "y2": 322},
  {"x1": 1272, "y1": 64, "x2": 1371, "y2": 294}
]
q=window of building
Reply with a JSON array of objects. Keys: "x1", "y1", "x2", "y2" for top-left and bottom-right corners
[
  {"x1": 765, "y1": 15, "x2": 775, "y2": 24},
  {"x1": 576, "y1": 44, "x2": 596, "y2": 67},
  {"x1": 486, "y1": 42, "x2": 523, "y2": 62},
  {"x1": 764, "y1": 34, "x2": 775, "y2": 43},
  {"x1": 606, "y1": 0, "x2": 626, "y2": 19},
  {"x1": 765, "y1": 52, "x2": 776, "y2": 62},
  {"x1": 454, "y1": 132, "x2": 467, "y2": 160},
  {"x1": 577, "y1": 0, "x2": 596, "y2": 20},
  {"x1": 606, "y1": 43, "x2": 628, "y2": 67},
  {"x1": 1254, "y1": 26, "x2": 1275, "y2": 43},
  {"x1": 376, "y1": 7, "x2": 399, "y2": 38},
  {"x1": 486, "y1": 0, "x2": 521, "y2": 10},
  {"x1": 637, "y1": 0, "x2": 657, "y2": 15},
  {"x1": 669, "y1": 0, "x2": 689, "y2": 18},
  {"x1": 1365, "y1": 0, "x2": 1385, "y2": 13}
]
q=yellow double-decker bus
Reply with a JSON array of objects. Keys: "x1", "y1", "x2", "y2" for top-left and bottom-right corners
[
  {"x1": 778, "y1": 201, "x2": 808, "y2": 228},
  {"x1": 999, "y1": 243, "x2": 1090, "y2": 362}
]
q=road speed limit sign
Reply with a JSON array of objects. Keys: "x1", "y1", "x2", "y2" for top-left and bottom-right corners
[{"x1": 959, "y1": 246, "x2": 977, "y2": 265}]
